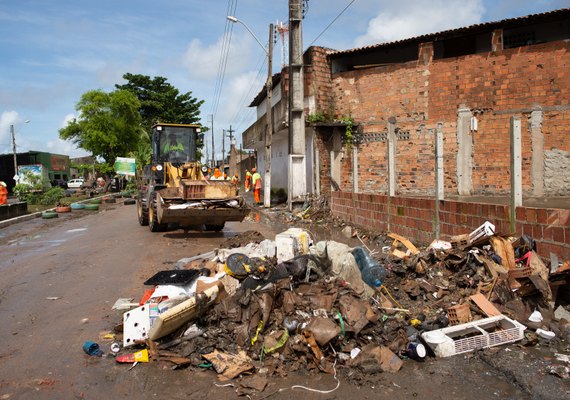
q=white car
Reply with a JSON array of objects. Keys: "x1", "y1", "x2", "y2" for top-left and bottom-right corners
[{"x1": 67, "y1": 178, "x2": 85, "y2": 189}]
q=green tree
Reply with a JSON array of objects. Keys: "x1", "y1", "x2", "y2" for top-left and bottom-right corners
[
  {"x1": 59, "y1": 89, "x2": 143, "y2": 166},
  {"x1": 115, "y1": 73, "x2": 204, "y2": 132}
]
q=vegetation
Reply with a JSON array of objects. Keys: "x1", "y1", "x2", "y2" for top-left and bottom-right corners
[
  {"x1": 340, "y1": 115, "x2": 354, "y2": 151},
  {"x1": 306, "y1": 111, "x2": 326, "y2": 123},
  {"x1": 59, "y1": 89, "x2": 143, "y2": 167},
  {"x1": 116, "y1": 73, "x2": 204, "y2": 132}
]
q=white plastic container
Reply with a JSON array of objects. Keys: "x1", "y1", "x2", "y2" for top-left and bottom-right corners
[
  {"x1": 275, "y1": 228, "x2": 312, "y2": 263},
  {"x1": 469, "y1": 221, "x2": 496, "y2": 242},
  {"x1": 421, "y1": 315, "x2": 525, "y2": 357}
]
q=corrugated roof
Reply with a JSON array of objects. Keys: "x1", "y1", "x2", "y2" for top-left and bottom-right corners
[{"x1": 330, "y1": 8, "x2": 569, "y2": 58}]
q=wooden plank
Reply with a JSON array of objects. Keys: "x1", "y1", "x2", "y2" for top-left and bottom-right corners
[
  {"x1": 470, "y1": 293, "x2": 502, "y2": 317},
  {"x1": 387, "y1": 233, "x2": 420, "y2": 255}
]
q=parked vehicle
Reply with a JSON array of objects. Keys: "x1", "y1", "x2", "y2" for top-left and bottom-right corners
[
  {"x1": 67, "y1": 178, "x2": 85, "y2": 189},
  {"x1": 51, "y1": 179, "x2": 67, "y2": 188}
]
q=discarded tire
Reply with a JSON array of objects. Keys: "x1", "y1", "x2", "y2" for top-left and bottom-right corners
[
  {"x1": 42, "y1": 211, "x2": 58, "y2": 219},
  {"x1": 123, "y1": 198, "x2": 136, "y2": 205},
  {"x1": 55, "y1": 205, "x2": 71, "y2": 213},
  {"x1": 90, "y1": 199, "x2": 102, "y2": 204},
  {"x1": 84, "y1": 204, "x2": 100, "y2": 211},
  {"x1": 70, "y1": 203, "x2": 85, "y2": 210},
  {"x1": 103, "y1": 197, "x2": 116, "y2": 203}
]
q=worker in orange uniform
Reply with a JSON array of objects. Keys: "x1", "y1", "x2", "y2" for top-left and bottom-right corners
[
  {"x1": 0, "y1": 181, "x2": 7, "y2": 205},
  {"x1": 210, "y1": 168, "x2": 223, "y2": 180},
  {"x1": 251, "y1": 167, "x2": 262, "y2": 205},
  {"x1": 244, "y1": 169, "x2": 252, "y2": 192},
  {"x1": 231, "y1": 173, "x2": 239, "y2": 185}
]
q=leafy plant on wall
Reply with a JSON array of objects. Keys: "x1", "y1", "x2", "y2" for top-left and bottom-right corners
[{"x1": 341, "y1": 115, "x2": 354, "y2": 152}]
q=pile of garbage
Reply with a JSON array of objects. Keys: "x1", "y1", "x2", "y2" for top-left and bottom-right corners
[{"x1": 88, "y1": 223, "x2": 570, "y2": 385}]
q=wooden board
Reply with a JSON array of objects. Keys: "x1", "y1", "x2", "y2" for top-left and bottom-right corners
[{"x1": 470, "y1": 293, "x2": 502, "y2": 317}]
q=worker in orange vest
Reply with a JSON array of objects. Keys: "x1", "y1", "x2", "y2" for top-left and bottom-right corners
[
  {"x1": 251, "y1": 167, "x2": 262, "y2": 205},
  {"x1": 0, "y1": 181, "x2": 8, "y2": 205},
  {"x1": 231, "y1": 173, "x2": 239, "y2": 185},
  {"x1": 244, "y1": 169, "x2": 252, "y2": 192}
]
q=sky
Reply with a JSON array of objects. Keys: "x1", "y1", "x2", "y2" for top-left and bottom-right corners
[{"x1": 0, "y1": 0, "x2": 567, "y2": 161}]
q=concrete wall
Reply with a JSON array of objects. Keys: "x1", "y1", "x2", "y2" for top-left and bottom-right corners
[
  {"x1": 0, "y1": 202, "x2": 28, "y2": 221},
  {"x1": 331, "y1": 191, "x2": 570, "y2": 259}
]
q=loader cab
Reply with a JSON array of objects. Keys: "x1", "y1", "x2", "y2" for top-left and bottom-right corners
[{"x1": 151, "y1": 123, "x2": 202, "y2": 165}]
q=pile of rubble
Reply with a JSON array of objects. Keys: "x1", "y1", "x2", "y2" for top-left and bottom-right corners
[{"x1": 89, "y1": 223, "x2": 570, "y2": 389}]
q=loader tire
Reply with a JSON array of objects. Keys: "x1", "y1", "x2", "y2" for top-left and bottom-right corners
[
  {"x1": 205, "y1": 223, "x2": 225, "y2": 232},
  {"x1": 149, "y1": 192, "x2": 167, "y2": 232},
  {"x1": 137, "y1": 195, "x2": 149, "y2": 226}
]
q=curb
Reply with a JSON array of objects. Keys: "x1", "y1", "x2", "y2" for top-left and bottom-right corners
[{"x1": 0, "y1": 194, "x2": 110, "y2": 230}]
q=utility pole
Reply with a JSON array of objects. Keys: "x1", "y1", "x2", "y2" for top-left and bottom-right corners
[
  {"x1": 227, "y1": 125, "x2": 235, "y2": 142},
  {"x1": 222, "y1": 129, "x2": 226, "y2": 168},
  {"x1": 288, "y1": 0, "x2": 306, "y2": 210},
  {"x1": 264, "y1": 23, "x2": 274, "y2": 208},
  {"x1": 210, "y1": 115, "x2": 215, "y2": 167},
  {"x1": 11, "y1": 124, "x2": 18, "y2": 182}
]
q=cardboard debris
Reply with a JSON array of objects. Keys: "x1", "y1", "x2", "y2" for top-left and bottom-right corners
[
  {"x1": 351, "y1": 344, "x2": 403, "y2": 373},
  {"x1": 202, "y1": 350, "x2": 254, "y2": 380}
]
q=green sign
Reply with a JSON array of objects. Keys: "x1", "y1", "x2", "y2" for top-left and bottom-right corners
[{"x1": 114, "y1": 157, "x2": 136, "y2": 176}]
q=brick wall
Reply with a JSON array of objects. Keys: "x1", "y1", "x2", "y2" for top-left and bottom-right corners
[
  {"x1": 331, "y1": 191, "x2": 570, "y2": 259},
  {"x1": 330, "y1": 40, "x2": 570, "y2": 196}
]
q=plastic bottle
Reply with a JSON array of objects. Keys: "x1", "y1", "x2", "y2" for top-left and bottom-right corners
[{"x1": 351, "y1": 246, "x2": 387, "y2": 288}]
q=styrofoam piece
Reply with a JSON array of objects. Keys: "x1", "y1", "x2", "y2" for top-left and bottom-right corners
[
  {"x1": 469, "y1": 221, "x2": 495, "y2": 242},
  {"x1": 536, "y1": 329, "x2": 555, "y2": 340},
  {"x1": 123, "y1": 303, "x2": 159, "y2": 347},
  {"x1": 275, "y1": 228, "x2": 312, "y2": 263},
  {"x1": 528, "y1": 310, "x2": 543, "y2": 323},
  {"x1": 554, "y1": 306, "x2": 570, "y2": 322},
  {"x1": 421, "y1": 315, "x2": 525, "y2": 358}
]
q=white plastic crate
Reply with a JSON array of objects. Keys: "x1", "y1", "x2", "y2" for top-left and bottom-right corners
[
  {"x1": 469, "y1": 221, "x2": 496, "y2": 242},
  {"x1": 421, "y1": 315, "x2": 525, "y2": 357}
]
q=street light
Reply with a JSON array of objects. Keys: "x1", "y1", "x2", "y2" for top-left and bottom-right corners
[
  {"x1": 227, "y1": 15, "x2": 273, "y2": 209},
  {"x1": 11, "y1": 119, "x2": 30, "y2": 183}
]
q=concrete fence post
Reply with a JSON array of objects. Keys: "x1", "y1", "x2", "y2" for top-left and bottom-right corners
[{"x1": 510, "y1": 116, "x2": 522, "y2": 233}]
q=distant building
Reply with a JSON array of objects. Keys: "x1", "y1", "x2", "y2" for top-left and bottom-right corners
[{"x1": 0, "y1": 151, "x2": 70, "y2": 191}]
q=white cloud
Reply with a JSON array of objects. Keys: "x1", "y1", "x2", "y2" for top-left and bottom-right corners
[
  {"x1": 354, "y1": 0, "x2": 485, "y2": 47},
  {"x1": 46, "y1": 138, "x2": 90, "y2": 158},
  {"x1": 182, "y1": 32, "x2": 259, "y2": 80},
  {"x1": 0, "y1": 111, "x2": 20, "y2": 154},
  {"x1": 60, "y1": 113, "x2": 76, "y2": 128}
]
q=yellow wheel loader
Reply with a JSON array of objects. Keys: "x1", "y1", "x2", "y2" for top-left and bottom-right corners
[{"x1": 136, "y1": 123, "x2": 249, "y2": 232}]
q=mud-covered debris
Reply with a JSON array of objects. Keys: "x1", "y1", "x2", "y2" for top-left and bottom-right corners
[{"x1": 222, "y1": 230, "x2": 265, "y2": 248}]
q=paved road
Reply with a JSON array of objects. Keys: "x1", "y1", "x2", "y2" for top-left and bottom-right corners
[{"x1": 0, "y1": 202, "x2": 568, "y2": 399}]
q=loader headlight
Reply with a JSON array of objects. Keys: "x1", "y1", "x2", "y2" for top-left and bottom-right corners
[{"x1": 156, "y1": 164, "x2": 163, "y2": 171}]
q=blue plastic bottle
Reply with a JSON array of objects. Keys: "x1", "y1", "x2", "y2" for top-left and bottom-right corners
[{"x1": 351, "y1": 247, "x2": 387, "y2": 288}]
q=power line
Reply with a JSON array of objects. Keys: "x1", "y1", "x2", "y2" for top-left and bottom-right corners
[
  {"x1": 209, "y1": 0, "x2": 238, "y2": 118},
  {"x1": 308, "y1": 0, "x2": 357, "y2": 47},
  {"x1": 229, "y1": 52, "x2": 267, "y2": 126}
]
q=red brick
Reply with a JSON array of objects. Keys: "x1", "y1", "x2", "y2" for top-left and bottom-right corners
[
  {"x1": 552, "y1": 227, "x2": 565, "y2": 243},
  {"x1": 525, "y1": 209, "x2": 537, "y2": 224},
  {"x1": 532, "y1": 224, "x2": 543, "y2": 239},
  {"x1": 559, "y1": 210, "x2": 570, "y2": 227},
  {"x1": 536, "y1": 209, "x2": 548, "y2": 224}
]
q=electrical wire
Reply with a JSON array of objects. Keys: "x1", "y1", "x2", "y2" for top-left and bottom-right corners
[
  {"x1": 308, "y1": 0, "x2": 357, "y2": 47},
  {"x1": 209, "y1": 0, "x2": 238, "y2": 119}
]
